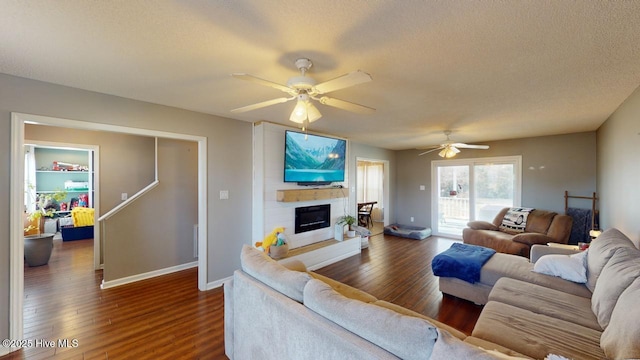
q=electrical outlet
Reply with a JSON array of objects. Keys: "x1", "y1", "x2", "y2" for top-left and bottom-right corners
[{"x1": 410, "y1": 217, "x2": 414, "y2": 222}]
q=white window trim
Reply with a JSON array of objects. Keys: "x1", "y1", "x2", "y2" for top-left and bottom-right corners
[{"x1": 431, "y1": 155, "x2": 522, "y2": 238}]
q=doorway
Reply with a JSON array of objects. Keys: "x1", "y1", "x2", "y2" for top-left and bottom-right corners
[
  {"x1": 431, "y1": 156, "x2": 522, "y2": 238},
  {"x1": 24, "y1": 141, "x2": 100, "y2": 268},
  {"x1": 356, "y1": 158, "x2": 389, "y2": 235},
  {"x1": 10, "y1": 112, "x2": 208, "y2": 346}
]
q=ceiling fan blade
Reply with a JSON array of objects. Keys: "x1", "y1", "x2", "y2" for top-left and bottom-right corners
[
  {"x1": 231, "y1": 73, "x2": 295, "y2": 94},
  {"x1": 317, "y1": 96, "x2": 376, "y2": 114},
  {"x1": 230, "y1": 97, "x2": 293, "y2": 113},
  {"x1": 314, "y1": 70, "x2": 372, "y2": 94},
  {"x1": 418, "y1": 147, "x2": 444, "y2": 156},
  {"x1": 452, "y1": 143, "x2": 490, "y2": 149}
]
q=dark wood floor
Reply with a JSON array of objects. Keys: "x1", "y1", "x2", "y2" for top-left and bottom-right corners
[{"x1": 2, "y1": 232, "x2": 481, "y2": 359}]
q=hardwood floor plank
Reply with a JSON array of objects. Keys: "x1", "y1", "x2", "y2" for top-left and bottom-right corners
[{"x1": 2, "y1": 232, "x2": 481, "y2": 359}]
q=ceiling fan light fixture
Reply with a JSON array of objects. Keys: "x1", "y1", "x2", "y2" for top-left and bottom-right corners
[
  {"x1": 306, "y1": 102, "x2": 322, "y2": 122},
  {"x1": 289, "y1": 99, "x2": 308, "y2": 123},
  {"x1": 439, "y1": 146, "x2": 459, "y2": 158},
  {"x1": 289, "y1": 94, "x2": 322, "y2": 123}
]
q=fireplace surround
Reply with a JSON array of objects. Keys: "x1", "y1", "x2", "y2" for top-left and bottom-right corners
[{"x1": 295, "y1": 204, "x2": 330, "y2": 234}]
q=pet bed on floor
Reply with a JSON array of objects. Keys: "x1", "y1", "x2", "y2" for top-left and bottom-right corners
[{"x1": 384, "y1": 224, "x2": 432, "y2": 240}]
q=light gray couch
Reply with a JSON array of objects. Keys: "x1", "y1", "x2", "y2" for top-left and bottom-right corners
[
  {"x1": 447, "y1": 228, "x2": 640, "y2": 359},
  {"x1": 224, "y1": 245, "x2": 522, "y2": 359},
  {"x1": 225, "y1": 227, "x2": 640, "y2": 359}
]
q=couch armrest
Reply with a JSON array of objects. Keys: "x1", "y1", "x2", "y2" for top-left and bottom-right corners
[
  {"x1": 530, "y1": 244, "x2": 581, "y2": 263},
  {"x1": 511, "y1": 233, "x2": 554, "y2": 246},
  {"x1": 224, "y1": 278, "x2": 234, "y2": 359},
  {"x1": 467, "y1": 221, "x2": 499, "y2": 231}
]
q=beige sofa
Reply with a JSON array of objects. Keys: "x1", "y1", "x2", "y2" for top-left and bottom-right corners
[
  {"x1": 463, "y1": 207, "x2": 573, "y2": 257},
  {"x1": 449, "y1": 228, "x2": 640, "y2": 359},
  {"x1": 225, "y1": 246, "x2": 523, "y2": 359},
  {"x1": 225, "y1": 227, "x2": 640, "y2": 359}
]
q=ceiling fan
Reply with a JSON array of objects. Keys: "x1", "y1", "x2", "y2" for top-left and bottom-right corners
[
  {"x1": 418, "y1": 131, "x2": 490, "y2": 158},
  {"x1": 230, "y1": 58, "x2": 375, "y2": 127}
]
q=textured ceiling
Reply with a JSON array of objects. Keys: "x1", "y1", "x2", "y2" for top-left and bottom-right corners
[{"x1": 1, "y1": 1, "x2": 640, "y2": 150}]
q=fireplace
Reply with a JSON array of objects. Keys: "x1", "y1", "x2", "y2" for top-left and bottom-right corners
[{"x1": 295, "y1": 204, "x2": 331, "y2": 234}]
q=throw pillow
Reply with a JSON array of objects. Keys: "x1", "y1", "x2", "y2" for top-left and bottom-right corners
[
  {"x1": 499, "y1": 207, "x2": 534, "y2": 234},
  {"x1": 532, "y1": 250, "x2": 588, "y2": 283}
]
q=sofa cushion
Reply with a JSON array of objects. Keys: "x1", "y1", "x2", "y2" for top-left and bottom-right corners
[
  {"x1": 473, "y1": 301, "x2": 605, "y2": 360},
  {"x1": 545, "y1": 214, "x2": 572, "y2": 243},
  {"x1": 463, "y1": 228, "x2": 531, "y2": 257},
  {"x1": 463, "y1": 337, "x2": 533, "y2": 359},
  {"x1": 479, "y1": 253, "x2": 592, "y2": 298},
  {"x1": 600, "y1": 276, "x2": 640, "y2": 359},
  {"x1": 304, "y1": 279, "x2": 438, "y2": 360},
  {"x1": 586, "y1": 228, "x2": 636, "y2": 292},
  {"x1": 373, "y1": 300, "x2": 466, "y2": 340},
  {"x1": 240, "y1": 245, "x2": 311, "y2": 302},
  {"x1": 524, "y1": 209, "x2": 556, "y2": 234},
  {"x1": 467, "y1": 220, "x2": 499, "y2": 231},
  {"x1": 309, "y1": 272, "x2": 377, "y2": 303},
  {"x1": 591, "y1": 246, "x2": 640, "y2": 329},
  {"x1": 488, "y1": 278, "x2": 600, "y2": 330},
  {"x1": 532, "y1": 250, "x2": 587, "y2": 283}
]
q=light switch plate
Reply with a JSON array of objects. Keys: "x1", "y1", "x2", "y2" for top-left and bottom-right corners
[{"x1": 219, "y1": 190, "x2": 229, "y2": 200}]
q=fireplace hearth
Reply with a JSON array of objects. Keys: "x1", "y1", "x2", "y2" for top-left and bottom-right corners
[{"x1": 295, "y1": 204, "x2": 330, "y2": 234}]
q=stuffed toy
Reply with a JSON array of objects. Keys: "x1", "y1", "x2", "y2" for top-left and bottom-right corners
[{"x1": 255, "y1": 227, "x2": 286, "y2": 253}]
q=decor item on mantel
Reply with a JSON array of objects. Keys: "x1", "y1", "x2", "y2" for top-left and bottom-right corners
[{"x1": 337, "y1": 215, "x2": 357, "y2": 238}]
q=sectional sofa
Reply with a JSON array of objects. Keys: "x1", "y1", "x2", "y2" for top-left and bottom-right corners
[{"x1": 225, "y1": 227, "x2": 640, "y2": 359}]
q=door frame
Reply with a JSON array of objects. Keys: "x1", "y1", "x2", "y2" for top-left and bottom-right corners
[
  {"x1": 355, "y1": 157, "x2": 390, "y2": 226},
  {"x1": 430, "y1": 156, "x2": 522, "y2": 238},
  {"x1": 10, "y1": 112, "x2": 208, "y2": 347}
]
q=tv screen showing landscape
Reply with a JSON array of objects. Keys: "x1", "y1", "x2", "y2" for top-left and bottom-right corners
[{"x1": 284, "y1": 130, "x2": 346, "y2": 183}]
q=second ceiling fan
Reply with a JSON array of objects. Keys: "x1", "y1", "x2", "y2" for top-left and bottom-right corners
[
  {"x1": 231, "y1": 58, "x2": 375, "y2": 126},
  {"x1": 418, "y1": 131, "x2": 490, "y2": 158}
]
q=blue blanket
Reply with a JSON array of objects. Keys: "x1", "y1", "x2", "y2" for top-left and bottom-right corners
[{"x1": 431, "y1": 243, "x2": 496, "y2": 283}]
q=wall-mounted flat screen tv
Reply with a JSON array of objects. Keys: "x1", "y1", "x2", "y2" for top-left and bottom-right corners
[{"x1": 284, "y1": 130, "x2": 346, "y2": 185}]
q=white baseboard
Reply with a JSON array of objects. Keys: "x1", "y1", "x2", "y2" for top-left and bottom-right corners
[
  {"x1": 100, "y1": 261, "x2": 198, "y2": 289},
  {"x1": 0, "y1": 347, "x2": 12, "y2": 357},
  {"x1": 206, "y1": 275, "x2": 233, "y2": 290}
]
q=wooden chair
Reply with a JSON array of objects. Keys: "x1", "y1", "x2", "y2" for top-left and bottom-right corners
[{"x1": 358, "y1": 202, "x2": 375, "y2": 228}]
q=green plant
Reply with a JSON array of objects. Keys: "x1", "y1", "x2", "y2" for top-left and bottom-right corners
[
  {"x1": 24, "y1": 189, "x2": 67, "y2": 234},
  {"x1": 337, "y1": 215, "x2": 357, "y2": 226}
]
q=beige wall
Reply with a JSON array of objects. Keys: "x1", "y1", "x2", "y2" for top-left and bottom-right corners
[
  {"x1": 597, "y1": 85, "x2": 640, "y2": 241},
  {"x1": 0, "y1": 73, "x2": 252, "y2": 341},
  {"x1": 103, "y1": 138, "x2": 198, "y2": 281},
  {"x1": 396, "y1": 132, "x2": 597, "y2": 227},
  {"x1": 26, "y1": 125, "x2": 156, "y2": 214}
]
